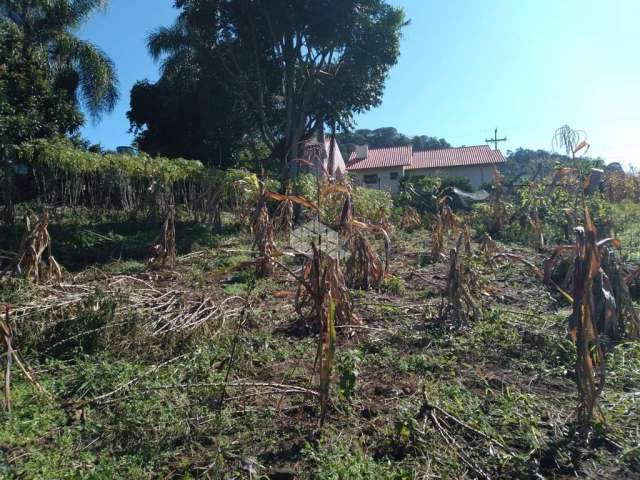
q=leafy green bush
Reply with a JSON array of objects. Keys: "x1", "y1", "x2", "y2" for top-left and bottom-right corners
[
  {"x1": 352, "y1": 185, "x2": 393, "y2": 223},
  {"x1": 294, "y1": 173, "x2": 393, "y2": 225},
  {"x1": 397, "y1": 175, "x2": 471, "y2": 214},
  {"x1": 293, "y1": 172, "x2": 317, "y2": 200},
  {"x1": 381, "y1": 275, "x2": 406, "y2": 295},
  {"x1": 19, "y1": 137, "x2": 205, "y2": 184},
  {"x1": 441, "y1": 175, "x2": 472, "y2": 191},
  {"x1": 397, "y1": 175, "x2": 440, "y2": 213},
  {"x1": 304, "y1": 437, "x2": 411, "y2": 479}
]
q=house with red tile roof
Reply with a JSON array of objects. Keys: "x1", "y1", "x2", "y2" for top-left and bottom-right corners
[{"x1": 346, "y1": 144, "x2": 505, "y2": 193}]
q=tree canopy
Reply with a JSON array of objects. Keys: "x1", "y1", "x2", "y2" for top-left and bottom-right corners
[
  {"x1": 337, "y1": 127, "x2": 450, "y2": 156},
  {"x1": 501, "y1": 148, "x2": 606, "y2": 185},
  {"x1": 0, "y1": 0, "x2": 119, "y2": 122},
  {"x1": 127, "y1": 78, "x2": 258, "y2": 168},
  {"x1": 134, "y1": 0, "x2": 407, "y2": 181},
  {"x1": 0, "y1": 0, "x2": 118, "y2": 223}
]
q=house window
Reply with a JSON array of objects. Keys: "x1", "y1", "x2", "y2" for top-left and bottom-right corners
[
  {"x1": 390, "y1": 172, "x2": 398, "y2": 180},
  {"x1": 364, "y1": 174, "x2": 379, "y2": 184}
]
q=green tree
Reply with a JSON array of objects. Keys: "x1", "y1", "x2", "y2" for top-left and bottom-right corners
[
  {"x1": 502, "y1": 148, "x2": 606, "y2": 185},
  {"x1": 1, "y1": 0, "x2": 119, "y2": 119},
  {"x1": 0, "y1": 0, "x2": 118, "y2": 223},
  {"x1": 145, "y1": 0, "x2": 406, "y2": 186},
  {"x1": 128, "y1": 79, "x2": 251, "y2": 168},
  {"x1": 337, "y1": 127, "x2": 450, "y2": 157}
]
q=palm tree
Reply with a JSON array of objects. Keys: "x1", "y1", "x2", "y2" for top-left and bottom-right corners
[{"x1": 0, "y1": 0, "x2": 119, "y2": 119}]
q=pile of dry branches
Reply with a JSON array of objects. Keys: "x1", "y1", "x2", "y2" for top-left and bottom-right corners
[{"x1": 9, "y1": 277, "x2": 244, "y2": 345}]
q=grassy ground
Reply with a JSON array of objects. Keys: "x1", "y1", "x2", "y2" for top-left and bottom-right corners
[{"x1": 0, "y1": 210, "x2": 639, "y2": 479}]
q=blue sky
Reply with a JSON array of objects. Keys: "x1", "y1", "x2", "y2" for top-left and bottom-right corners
[{"x1": 80, "y1": 0, "x2": 640, "y2": 166}]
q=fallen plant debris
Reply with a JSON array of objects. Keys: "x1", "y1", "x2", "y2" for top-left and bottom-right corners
[{"x1": 2, "y1": 305, "x2": 49, "y2": 411}]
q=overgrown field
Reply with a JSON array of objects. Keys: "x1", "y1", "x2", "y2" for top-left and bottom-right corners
[{"x1": 1, "y1": 208, "x2": 639, "y2": 479}]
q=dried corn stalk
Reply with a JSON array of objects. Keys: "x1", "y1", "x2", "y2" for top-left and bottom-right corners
[
  {"x1": 16, "y1": 212, "x2": 63, "y2": 283},
  {"x1": 490, "y1": 167, "x2": 506, "y2": 234},
  {"x1": 294, "y1": 243, "x2": 352, "y2": 425},
  {"x1": 439, "y1": 234, "x2": 480, "y2": 325},
  {"x1": 429, "y1": 214, "x2": 445, "y2": 262},
  {"x1": 542, "y1": 236, "x2": 637, "y2": 342},
  {"x1": 439, "y1": 196, "x2": 458, "y2": 233},
  {"x1": 570, "y1": 217, "x2": 605, "y2": 427},
  {"x1": 253, "y1": 202, "x2": 276, "y2": 277},
  {"x1": 400, "y1": 207, "x2": 422, "y2": 230},
  {"x1": 294, "y1": 246, "x2": 352, "y2": 329},
  {"x1": 339, "y1": 190, "x2": 355, "y2": 250},
  {"x1": 528, "y1": 209, "x2": 544, "y2": 250},
  {"x1": 345, "y1": 232, "x2": 384, "y2": 290},
  {"x1": 480, "y1": 233, "x2": 498, "y2": 260},
  {"x1": 462, "y1": 220, "x2": 472, "y2": 257},
  {"x1": 601, "y1": 248, "x2": 640, "y2": 338},
  {"x1": 149, "y1": 205, "x2": 177, "y2": 269},
  {"x1": 272, "y1": 198, "x2": 294, "y2": 241}
]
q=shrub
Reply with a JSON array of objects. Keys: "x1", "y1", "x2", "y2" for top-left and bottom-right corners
[
  {"x1": 381, "y1": 275, "x2": 406, "y2": 295},
  {"x1": 611, "y1": 200, "x2": 640, "y2": 261},
  {"x1": 441, "y1": 175, "x2": 472, "y2": 192},
  {"x1": 397, "y1": 175, "x2": 472, "y2": 215},
  {"x1": 352, "y1": 186, "x2": 392, "y2": 224}
]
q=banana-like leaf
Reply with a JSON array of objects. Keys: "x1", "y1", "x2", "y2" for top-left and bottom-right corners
[{"x1": 264, "y1": 191, "x2": 319, "y2": 212}]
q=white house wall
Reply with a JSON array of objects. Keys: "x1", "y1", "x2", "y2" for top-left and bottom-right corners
[
  {"x1": 350, "y1": 167, "x2": 404, "y2": 194},
  {"x1": 407, "y1": 165, "x2": 495, "y2": 189},
  {"x1": 350, "y1": 164, "x2": 496, "y2": 193}
]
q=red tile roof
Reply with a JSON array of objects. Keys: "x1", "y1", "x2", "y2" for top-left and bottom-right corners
[
  {"x1": 408, "y1": 145, "x2": 505, "y2": 170},
  {"x1": 346, "y1": 144, "x2": 504, "y2": 171},
  {"x1": 347, "y1": 145, "x2": 412, "y2": 170}
]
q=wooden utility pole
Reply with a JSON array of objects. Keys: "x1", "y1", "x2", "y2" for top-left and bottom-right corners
[{"x1": 486, "y1": 128, "x2": 507, "y2": 150}]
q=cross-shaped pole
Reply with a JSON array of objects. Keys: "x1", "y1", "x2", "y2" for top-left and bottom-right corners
[{"x1": 486, "y1": 128, "x2": 507, "y2": 150}]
